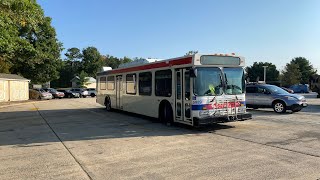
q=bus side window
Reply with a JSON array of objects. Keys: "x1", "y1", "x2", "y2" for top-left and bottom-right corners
[
  {"x1": 107, "y1": 76, "x2": 115, "y2": 90},
  {"x1": 139, "y1": 72, "x2": 152, "y2": 96},
  {"x1": 100, "y1": 77, "x2": 106, "y2": 90},
  {"x1": 126, "y1": 74, "x2": 136, "y2": 94},
  {"x1": 155, "y1": 70, "x2": 172, "y2": 97}
]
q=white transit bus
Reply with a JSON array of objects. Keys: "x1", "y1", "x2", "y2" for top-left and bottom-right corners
[{"x1": 96, "y1": 53, "x2": 252, "y2": 126}]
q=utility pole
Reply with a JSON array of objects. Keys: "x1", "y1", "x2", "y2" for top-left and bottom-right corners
[{"x1": 263, "y1": 66, "x2": 268, "y2": 83}]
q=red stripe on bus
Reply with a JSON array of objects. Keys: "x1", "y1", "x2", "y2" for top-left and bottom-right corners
[{"x1": 108, "y1": 57, "x2": 192, "y2": 74}]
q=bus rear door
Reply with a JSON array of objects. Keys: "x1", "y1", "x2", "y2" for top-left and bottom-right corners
[{"x1": 116, "y1": 75, "x2": 123, "y2": 109}]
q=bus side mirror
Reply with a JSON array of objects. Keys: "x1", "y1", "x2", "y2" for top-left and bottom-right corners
[{"x1": 190, "y1": 68, "x2": 197, "y2": 78}]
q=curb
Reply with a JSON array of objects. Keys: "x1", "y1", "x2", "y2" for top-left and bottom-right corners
[{"x1": 0, "y1": 100, "x2": 47, "y2": 109}]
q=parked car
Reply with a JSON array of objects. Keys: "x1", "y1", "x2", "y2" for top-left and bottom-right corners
[
  {"x1": 289, "y1": 84, "x2": 310, "y2": 93},
  {"x1": 43, "y1": 88, "x2": 65, "y2": 99},
  {"x1": 29, "y1": 89, "x2": 53, "y2": 100},
  {"x1": 280, "y1": 87, "x2": 294, "y2": 94},
  {"x1": 57, "y1": 89, "x2": 80, "y2": 98},
  {"x1": 70, "y1": 88, "x2": 89, "y2": 98},
  {"x1": 246, "y1": 84, "x2": 307, "y2": 113},
  {"x1": 85, "y1": 88, "x2": 96, "y2": 97}
]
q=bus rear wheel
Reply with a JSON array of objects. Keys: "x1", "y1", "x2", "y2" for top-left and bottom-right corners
[{"x1": 105, "y1": 98, "x2": 112, "y2": 111}]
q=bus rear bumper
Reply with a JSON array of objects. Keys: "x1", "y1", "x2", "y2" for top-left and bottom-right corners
[{"x1": 194, "y1": 113, "x2": 252, "y2": 126}]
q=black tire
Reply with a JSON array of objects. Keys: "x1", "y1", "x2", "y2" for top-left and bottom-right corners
[
  {"x1": 273, "y1": 101, "x2": 286, "y2": 113},
  {"x1": 90, "y1": 93, "x2": 95, "y2": 97},
  {"x1": 160, "y1": 103, "x2": 173, "y2": 126},
  {"x1": 82, "y1": 95, "x2": 87, "y2": 98},
  {"x1": 105, "y1": 98, "x2": 112, "y2": 111},
  {"x1": 292, "y1": 109, "x2": 302, "y2": 113}
]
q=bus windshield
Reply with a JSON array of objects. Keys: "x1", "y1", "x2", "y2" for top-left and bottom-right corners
[
  {"x1": 223, "y1": 67, "x2": 245, "y2": 95},
  {"x1": 194, "y1": 67, "x2": 223, "y2": 96}
]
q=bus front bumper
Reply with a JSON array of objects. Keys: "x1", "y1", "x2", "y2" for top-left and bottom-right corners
[{"x1": 194, "y1": 113, "x2": 252, "y2": 126}]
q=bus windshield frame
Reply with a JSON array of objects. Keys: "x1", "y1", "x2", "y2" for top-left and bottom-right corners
[{"x1": 193, "y1": 67, "x2": 245, "y2": 96}]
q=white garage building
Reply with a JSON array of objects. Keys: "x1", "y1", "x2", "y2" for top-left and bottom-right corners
[{"x1": 0, "y1": 73, "x2": 30, "y2": 102}]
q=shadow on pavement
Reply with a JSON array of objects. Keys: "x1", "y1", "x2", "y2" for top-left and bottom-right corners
[{"x1": 0, "y1": 107, "x2": 235, "y2": 146}]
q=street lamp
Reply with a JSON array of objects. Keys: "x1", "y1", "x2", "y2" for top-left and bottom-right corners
[{"x1": 262, "y1": 66, "x2": 268, "y2": 83}]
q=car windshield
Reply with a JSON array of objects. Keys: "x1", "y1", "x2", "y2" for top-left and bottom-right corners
[
  {"x1": 194, "y1": 67, "x2": 223, "y2": 96},
  {"x1": 265, "y1": 85, "x2": 289, "y2": 94},
  {"x1": 50, "y1": 89, "x2": 57, "y2": 93},
  {"x1": 223, "y1": 67, "x2": 245, "y2": 95}
]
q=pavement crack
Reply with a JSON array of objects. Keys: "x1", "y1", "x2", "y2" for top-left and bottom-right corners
[
  {"x1": 32, "y1": 104, "x2": 93, "y2": 180},
  {"x1": 211, "y1": 132, "x2": 320, "y2": 158}
]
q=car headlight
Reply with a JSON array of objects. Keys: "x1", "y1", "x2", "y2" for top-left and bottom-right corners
[{"x1": 286, "y1": 96, "x2": 298, "y2": 100}]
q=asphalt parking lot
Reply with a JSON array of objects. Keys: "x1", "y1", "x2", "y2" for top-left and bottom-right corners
[{"x1": 0, "y1": 97, "x2": 320, "y2": 179}]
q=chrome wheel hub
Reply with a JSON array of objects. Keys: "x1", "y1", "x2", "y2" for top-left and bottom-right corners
[{"x1": 275, "y1": 103, "x2": 284, "y2": 112}]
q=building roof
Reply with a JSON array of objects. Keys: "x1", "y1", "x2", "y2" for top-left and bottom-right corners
[
  {"x1": 70, "y1": 76, "x2": 96, "y2": 83},
  {"x1": 0, "y1": 73, "x2": 30, "y2": 81}
]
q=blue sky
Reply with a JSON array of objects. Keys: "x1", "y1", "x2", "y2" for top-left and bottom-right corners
[{"x1": 38, "y1": 0, "x2": 320, "y2": 71}]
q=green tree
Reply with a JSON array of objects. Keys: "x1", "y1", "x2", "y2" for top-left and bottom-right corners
[
  {"x1": 102, "y1": 55, "x2": 132, "y2": 69},
  {"x1": 65, "y1": 48, "x2": 82, "y2": 62},
  {"x1": 281, "y1": 63, "x2": 302, "y2": 87},
  {"x1": 246, "y1": 62, "x2": 279, "y2": 82},
  {"x1": 121, "y1": 56, "x2": 132, "y2": 64},
  {"x1": 0, "y1": 0, "x2": 63, "y2": 83},
  {"x1": 81, "y1": 47, "x2": 103, "y2": 77},
  {"x1": 77, "y1": 70, "x2": 89, "y2": 88},
  {"x1": 290, "y1": 57, "x2": 317, "y2": 84},
  {"x1": 65, "y1": 47, "x2": 82, "y2": 77}
]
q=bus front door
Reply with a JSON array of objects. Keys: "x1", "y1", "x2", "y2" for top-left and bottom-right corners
[
  {"x1": 116, "y1": 75, "x2": 123, "y2": 109},
  {"x1": 175, "y1": 69, "x2": 192, "y2": 125}
]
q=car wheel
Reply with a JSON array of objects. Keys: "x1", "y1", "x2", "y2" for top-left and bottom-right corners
[
  {"x1": 82, "y1": 95, "x2": 87, "y2": 98},
  {"x1": 273, "y1": 101, "x2": 286, "y2": 113},
  {"x1": 90, "y1": 93, "x2": 95, "y2": 97}
]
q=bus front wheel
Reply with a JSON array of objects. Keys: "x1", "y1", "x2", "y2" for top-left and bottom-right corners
[{"x1": 160, "y1": 103, "x2": 173, "y2": 126}]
